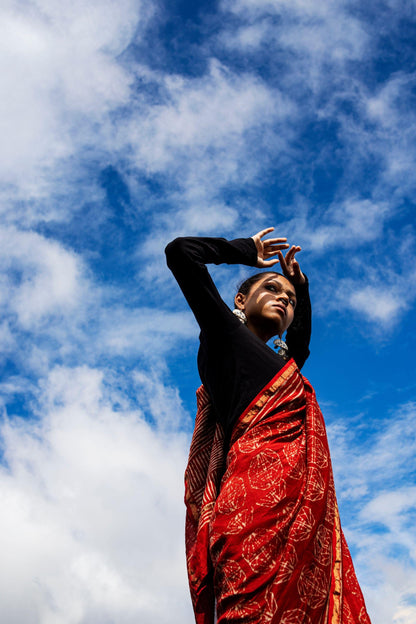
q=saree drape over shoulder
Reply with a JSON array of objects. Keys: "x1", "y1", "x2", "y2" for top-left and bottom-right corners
[{"x1": 185, "y1": 360, "x2": 371, "y2": 624}]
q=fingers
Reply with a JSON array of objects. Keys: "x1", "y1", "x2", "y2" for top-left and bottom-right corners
[
  {"x1": 292, "y1": 261, "x2": 306, "y2": 284},
  {"x1": 257, "y1": 257, "x2": 280, "y2": 268},
  {"x1": 292, "y1": 261, "x2": 301, "y2": 277},
  {"x1": 263, "y1": 237, "x2": 288, "y2": 244},
  {"x1": 252, "y1": 228, "x2": 288, "y2": 245},
  {"x1": 263, "y1": 240, "x2": 289, "y2": 249},
  {"x1": 278, "y1": 246, "x2": 305, "y2": 284},
  {"x1": 252, "y1": 229, "x2": 303, "y2": 274},
  {"x1": 252, "y1": 227, "x2": 300, "y2": 249},
  {"x1": 253, "y1": 227, "x2": 275, "y2": 240},
  {"x1": 263, "y1": 237, "x2": 289, "y2": 252},
  {"x1": 277, "y1": 250, "x2": 288, "y2": 272},
  {"x1": 285, "y1": 245, "x2": 301, "y2": 263},
  {"x1": 263, "y1": 243, "x2": 289, "y2": 257}
]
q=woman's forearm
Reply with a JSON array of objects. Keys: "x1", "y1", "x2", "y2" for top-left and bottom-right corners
[
  {"x1": 165, "y1": 237, "x2": 258, "y2": 332},
  {"x1": 285, "y1": 279, "x2": 312, "y2": 368}
]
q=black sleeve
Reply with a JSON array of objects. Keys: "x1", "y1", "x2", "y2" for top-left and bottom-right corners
[
  {"x1": 165, "y1": 237, "x2": 258, "y2": 333},
  {"x1": 285, "y1": 277, "x2": 311, "y2": 369}
]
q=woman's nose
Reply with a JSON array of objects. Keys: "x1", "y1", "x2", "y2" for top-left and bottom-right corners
[{"x1": 277, "y1": 294, "x2": 289, "y2": 306}]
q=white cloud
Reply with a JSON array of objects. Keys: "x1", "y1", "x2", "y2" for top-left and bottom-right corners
[
  {"x1": 333, "y1": 264, "x2": 416, "y2": 328},
  {"x1": 0, "y1": 321, "x2": 15, "y2": 354},
  {"x1": 327, "y1": 402, "x2": 416, "y2": 624},
  {"x1": 0, "y1": 0, "x2": 151, "y2": 219},
  {"x1": 361, "y1": 488, "x2": 416, "y2": 536},
  {"x1": 314, "y1": 72, "x2": 416, "y2": 202},
  {"x1": 136, "y1": 202, "x2": 241, "y2": 285},
  {"x1": 366, "y1": 73, "x2": 416, "y2": 131},
  {"x1": 0, "y1": 223, "x2": 201, "y2": 390},
  {"x1": 277, "y1": 199, "x2": 415, "y2": 329},
  {"x1": 347, "y1": 285, "x2": 408, "y2": 324},
  {"x1": 283, "y1": 199, "x2": 389, "y2": 251},
  {"x1": 0, "y1": 226, "x2": 86, "y2": 329},
  {"x1": 220, "y1": 0, "x2": 416, "y2": 218},
  {"x1": 118, "y1": 61, "x2": 296, "y2": 264},
  {"x1": 221, "y1": 20, "x2": 271, "y2": 49},
  {"x1": 222, "y1": 0, "x2": 331, "y2": 17},
  {"x1": 122, "y1": 59, "x2": 293, "y2": 191},
  {"x1": 364, "y1": 74, "x2": 416, "y2": 191},
  {"x1": 99, "y1": 306, "x2": 197, "y2": 357},
  {"x1": 0, "y1": 0, "x2": 295, "y2": 232},
  {"x1": 0, "y1": 223, "x2": 199, "y2": 375},
  {"x1": 0, "y1": 365, "x2": 194, "y2": 623},
  {"x1": 220, "y1": 0, "x2": 368, "y2": 66}
]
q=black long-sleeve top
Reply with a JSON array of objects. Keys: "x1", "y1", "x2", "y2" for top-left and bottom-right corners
[{"x1": 165, "y1": 237, "x2": 311, "y2": 435}]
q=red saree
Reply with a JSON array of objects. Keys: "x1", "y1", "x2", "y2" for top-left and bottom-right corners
[{"x1": 185, "y1": 359, "x2": 371, "y2": 624}]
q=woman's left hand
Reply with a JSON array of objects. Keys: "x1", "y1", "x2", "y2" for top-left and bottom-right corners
[{"x1": 277, "y1": 246, "x2": 306, "y2": 285}]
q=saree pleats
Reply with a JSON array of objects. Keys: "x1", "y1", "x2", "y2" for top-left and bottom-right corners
[{"x1": 185, "y1": 360, "x2": 371, "y2": 624}]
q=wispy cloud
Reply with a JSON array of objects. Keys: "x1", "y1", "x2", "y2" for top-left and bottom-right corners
[
  {"x1": 278, "y1": 200, "x2": 415, "y2": 329},
  {"x1": 118, "y1": 60, "x2": 295, "y2": 229},
  {"x1": 0, "y1": 226, "x2": 86, "y2": 329},
  {"x1": 327, "y1": 401, "x2": 416, "y2": 624},
  {"x1": 220, "y1": 0, "x2": 369, "y2": 69},
  {"x1": 282, "y1": 199, "x2": 389, "y2": 251},
  {"x1": 0, "y1": 0, "x2": 151, "y2": 222}
]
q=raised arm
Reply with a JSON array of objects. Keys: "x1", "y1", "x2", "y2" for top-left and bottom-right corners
[
  {"x1": 277, "y1": 245, "x2": 311, "y2": 368},
  {"x1": 165, "y1": 236, "x2": 258, "y2": 333},
  {"x1": 165, "y1": 231, "x2": 289, "y2": 335}
]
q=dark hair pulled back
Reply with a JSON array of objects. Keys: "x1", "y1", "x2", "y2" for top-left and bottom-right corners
[{"x1": 237, "y1": 271, "x2": 284, "y2": 296}]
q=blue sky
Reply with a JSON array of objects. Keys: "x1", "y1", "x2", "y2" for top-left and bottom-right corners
[{"x1": 0, "y1": 0, "x2": 415, "y2": 622}]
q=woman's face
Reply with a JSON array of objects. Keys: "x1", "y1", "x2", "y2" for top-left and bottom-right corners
[{"x1": 235, "y1": 273, "x2": 297, "y2": 341}]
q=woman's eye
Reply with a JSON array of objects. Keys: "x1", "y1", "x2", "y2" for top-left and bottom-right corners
[
  {"x1": 265, "y1": 284, "x2": 277, "y2": 292},
  {"x1": 289, "y1": 299, "x2": 296, "y2": 308}
]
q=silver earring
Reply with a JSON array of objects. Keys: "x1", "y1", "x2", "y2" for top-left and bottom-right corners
[
  {"x1": 233, "y1": 309, "x2": 247, "y2": 324},
  {"x1": 273, "y1": 337, "x2": 289, "y2": 359}
]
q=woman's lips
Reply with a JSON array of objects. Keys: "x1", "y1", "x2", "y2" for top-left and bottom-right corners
[{"x1": 271, "y1": 303, "x2": 287, "y2": 315}]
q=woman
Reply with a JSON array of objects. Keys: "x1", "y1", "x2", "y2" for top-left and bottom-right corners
[{"x1": 165, "y1": 228, "x2": 371, "y2": 624}]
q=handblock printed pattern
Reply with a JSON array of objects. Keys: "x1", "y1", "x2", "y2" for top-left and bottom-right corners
[{"x1": 185, "y1": 360, "x2": 371, "y2": 624}]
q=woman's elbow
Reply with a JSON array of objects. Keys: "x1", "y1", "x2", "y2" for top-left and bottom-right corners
[{"x1": 165, "y1": 237, "x2": 191, "y2": 268}]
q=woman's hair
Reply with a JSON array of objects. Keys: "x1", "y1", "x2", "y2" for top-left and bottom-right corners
[{"x1": 237, "y1": 271, "x2": 284, "y2": 295}]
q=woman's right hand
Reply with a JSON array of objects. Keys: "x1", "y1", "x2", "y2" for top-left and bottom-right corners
[
  {"x1": 277, "y1": 245, "x2": 306, "y2": 284},
  {"x1": 252, "y1": 227, "x2": 290, "y2": 268}
]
